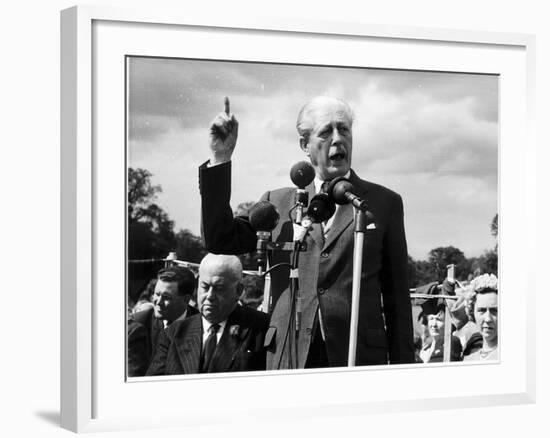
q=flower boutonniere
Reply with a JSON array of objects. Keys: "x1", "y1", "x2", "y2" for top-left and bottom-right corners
[{"x1": 229, "y1": 324, "x2": 241, "y2": 337}]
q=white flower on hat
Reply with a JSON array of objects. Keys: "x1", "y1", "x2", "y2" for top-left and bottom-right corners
[{"x1": 469, "y1": 273, "x2": 498, "y2": 293}]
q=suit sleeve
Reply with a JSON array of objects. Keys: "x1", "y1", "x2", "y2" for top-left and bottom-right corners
[
  {"x1": 380, "y1": 193, "x2": 415, "y2": 364},
  {"x1": 145, "y1": 328, "x2": 169, "y2": 376},
  {"x1": 127, "y1": 321, "x2": 149, "y2": 377},
  {"x1": 199, "y1": 160, "x2": 257, "y2": 254}
]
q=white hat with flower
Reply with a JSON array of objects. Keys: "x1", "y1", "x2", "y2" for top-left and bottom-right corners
[{"x1": 469, "y1": 273, "x2": 498, "y2": 293}]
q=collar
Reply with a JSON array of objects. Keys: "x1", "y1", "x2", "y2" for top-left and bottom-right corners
[
  {"x1": 313, "y1": 170, "x2": 351, "y2": 194},
  {"x1": 162, "y1": 308, "x2": 188, "y2": 330},
  {"x1": 202, "y1": 317, "x2": 227, "y2": 333}
]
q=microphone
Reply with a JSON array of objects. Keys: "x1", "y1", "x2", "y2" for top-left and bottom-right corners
[
  {"x1": 305, "y1": 193, "x2": 336, "y2": 224},
  {"x1": 290, "y1": 161, "x2": 315, "y2": 189},
  {"x1": 327, "y1": 177, "x2": 368, "y2": 211},
  {"x1": 292, "y1": 193, "x2": 336, "y2": 242},
  {"x1": 249, "y1": 201, "x2": 280, "y2": 275},
  {"x1": 290, "y1": 161, "x2": 315, "y2": 224}
]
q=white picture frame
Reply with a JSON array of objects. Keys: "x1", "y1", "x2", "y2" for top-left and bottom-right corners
[{"x1": 60, "y1": 5, "x2": 536, "y2": 433}]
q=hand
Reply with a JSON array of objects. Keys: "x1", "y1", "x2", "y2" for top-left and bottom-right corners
[
  {"x1": 441, "y1": 279, "x2": 456, "y2": 296},
  {"x1": 441, "y1": 278, "x2": 456, "y2": 311},
  {"x1": 209, "y1": 97, "x2": 239, "y2": 165}
]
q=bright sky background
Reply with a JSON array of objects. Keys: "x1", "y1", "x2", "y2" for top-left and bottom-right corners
[{"x1": 127, "y1": 57, "x2": 498, "y2": 260}]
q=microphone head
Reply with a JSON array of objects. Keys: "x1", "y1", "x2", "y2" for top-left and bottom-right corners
[
  {"x1": 249, "y1": 201, "x2": 280, "y2": 232},
  {"x1": 290, "y1": 161, "x2": 315, "y2": 189},
  {"x1": 306, "y1": 193, "x2": 336, "y2": 223},
  {"x1": 327, "y1": 177, "x2": 355, "y2": 205}
]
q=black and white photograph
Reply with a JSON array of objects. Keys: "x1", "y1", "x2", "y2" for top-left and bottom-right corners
[{"x1": 126, "y1": 56, "x2": 499, "y2": 378}]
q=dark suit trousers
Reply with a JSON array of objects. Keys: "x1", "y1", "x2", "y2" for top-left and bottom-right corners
[{"x1": 305, "y1": 321, "x2": 329, "y2": 368}]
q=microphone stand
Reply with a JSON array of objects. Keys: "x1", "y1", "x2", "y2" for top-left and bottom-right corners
[
  {"x1": 347, "y1": 207, "x2": 370, "y2": 367},
  {"x1": 288, "y1": 220, "x2": 309, "y2": 369}
]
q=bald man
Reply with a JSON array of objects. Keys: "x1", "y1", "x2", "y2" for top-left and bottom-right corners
[
  {"x1": 199, "y1": 96, "x2": 415, "y2": 369},
  {"x1": 146, "y1": 254, "x2": 269, "y2": 375}
]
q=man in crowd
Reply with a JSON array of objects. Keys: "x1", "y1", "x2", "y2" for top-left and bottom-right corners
[
  {"x1": 128, "y1": 265, "x2": 198, "y2": 376},
  {"x1": 198, "y1": 96, "x2": 415, "y2": 369},
  {"x1": 146, "y1": 253, "x2": 269, "y2": 375}
]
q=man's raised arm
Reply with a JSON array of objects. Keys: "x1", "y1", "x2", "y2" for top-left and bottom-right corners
[{"x1": 199, "y1": 98, "x2": 256, "y2": 255}]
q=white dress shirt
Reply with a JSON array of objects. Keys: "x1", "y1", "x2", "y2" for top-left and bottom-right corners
[
  {"x1": 313, "y1": 171, "x2": 351, "y2": 236},
  {"x1": 201, "y1": 318, "x2": 227, "y2": 345}
]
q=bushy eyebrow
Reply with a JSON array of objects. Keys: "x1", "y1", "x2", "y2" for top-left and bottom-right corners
[
  {"x1": 336, "y1": 121, "x2": 350, "y2": 130},
  {"x1": 318, "y1": 121, "x2": 351, "y2": 136}
]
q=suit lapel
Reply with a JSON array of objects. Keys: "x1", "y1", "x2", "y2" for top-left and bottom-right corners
[
  {"x1": 322, "y1": 170, "x2": 369, "y2": 251},
  {"x1": 209, "y1": 306, "x2": 250, "y2": 373},
  {"x1": 175, "y1": 316, "x2": 202, "y2": 374}
]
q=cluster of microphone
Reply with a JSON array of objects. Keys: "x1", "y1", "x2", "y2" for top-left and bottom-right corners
[
  {"x1": 249, "y1": 161, "x2": 370, "y2": 275},
  {"x1": 247, "y1": 162, "x2": 374, "y2": 367}
]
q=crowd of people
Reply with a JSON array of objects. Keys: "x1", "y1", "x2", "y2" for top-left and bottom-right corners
[
  {"x1": 128, "y1": 261, "x2": 498, "y2": 376},
  {"x1": 127, "y1": 95, "x2": 499, "y2": 377},
  {"x1": 413, "y1": 273, "x2": 499, "y2": 363}
]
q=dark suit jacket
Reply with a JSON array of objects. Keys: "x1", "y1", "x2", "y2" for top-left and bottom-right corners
[
  {"x1": 128, "y1": 305, "x2": 198, "y2": 376},
  {"x1": 127, "y1": 319, "x2": 149, "y2": 377},
  {"x1": 416, "y1": 336, "x2": 463, "y2": 363},
  {"x1": 146, "y1": 305, "x2": 269, "y2": 375},
  {"x1": 199, "y1": 161, "x2": 415, "y2": 369}
]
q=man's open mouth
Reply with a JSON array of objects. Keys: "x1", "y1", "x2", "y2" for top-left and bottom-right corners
[{"x1": 329, "y1": 152, "x2": 346, "y2": 162}]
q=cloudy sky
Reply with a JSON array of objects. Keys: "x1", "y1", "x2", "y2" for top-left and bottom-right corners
[{"x1": 127, "y1": 57, "x2": 498, "y2": 260}]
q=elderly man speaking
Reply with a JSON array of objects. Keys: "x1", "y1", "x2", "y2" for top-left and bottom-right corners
[
  {"x1": 146, "y1": 254, "x2": 269, "y2": 375},
  {"x1": 199, "y1": 96, "x2": 415, "y2": 369}
]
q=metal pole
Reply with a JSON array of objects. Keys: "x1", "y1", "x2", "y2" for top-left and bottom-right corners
[
  {"x1": 347, "y1": 209, "x2": 368, "y2": 367},
  {"x1": 443, "y1": 264, "x2": 455, "y2": 362},
  {"x1": 261, "y1": 272, "x2": 272, "y2": 314}
]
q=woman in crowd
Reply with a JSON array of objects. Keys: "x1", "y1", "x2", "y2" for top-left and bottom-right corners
[
  {"x1": 463, "y1": 273, "x2": 498, "y2": 361},
  {"x1": 418, "y1": 299, "x2": 463, "y2": 363}
]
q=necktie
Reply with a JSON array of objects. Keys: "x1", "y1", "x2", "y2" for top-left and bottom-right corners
[
  {"x1": 320, "y1": 181, "x2": 332, "y2": 233},
  {"x1": 201, "y1": 324, "x2": 220, "y2": 373}
]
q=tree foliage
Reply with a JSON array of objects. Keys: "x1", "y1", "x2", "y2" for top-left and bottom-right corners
[
  {"x1": 128, "y1": 168, "x2": 177, "y2": 301},
  {"x1": 490, "y1": 213, "x2": 498, "y2": 239},
  {"x1": 428, "y1": 246, "x2": 469, "y2": 282},
  {"x1": 408, "y1": 212, "x2": 499, "y2": 287},
  {"x1": 128, "y1": 168, "x2": 175, "y2": 260},
  {"x1": 174, "y1": 229, "x2": 208, "y2": 264}
]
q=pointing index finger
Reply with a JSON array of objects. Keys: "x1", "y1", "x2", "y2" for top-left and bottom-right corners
[{"x1": 224, "y1": 96, "x2": 230, "y2": 116}]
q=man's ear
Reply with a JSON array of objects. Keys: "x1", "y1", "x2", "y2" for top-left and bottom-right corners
[{"x1": 299, "y1": 136, "x2": 309, "y2": 156}]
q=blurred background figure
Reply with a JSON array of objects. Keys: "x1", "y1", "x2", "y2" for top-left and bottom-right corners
[
  {"x1": 463, "y1": 274, "x2": 498, "y2": 361},
  {"x1": 131, "y1": 278, "x2": 157, "y2": 314},
  {"x1": 448, "y1": 293, "x2": 479, "y2": 351},
  {"x1": 238, "y1": 275, "x2": 264, "y2": 310}
]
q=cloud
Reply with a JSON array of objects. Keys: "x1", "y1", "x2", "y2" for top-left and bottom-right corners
[
  {"x1": 350, "y1": 85, "x2": 497, "y2": 189},
  {"x1": 127, "y1": 57, "x2": 498, "y2": 259}
]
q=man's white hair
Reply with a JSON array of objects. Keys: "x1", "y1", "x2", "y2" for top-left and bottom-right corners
[
  {"x1": 296, "y1": 96, "x2": 355, "y2": 142},
  {"x1": 199, "y1": 253, "x2": 243, "y2": 283}
]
